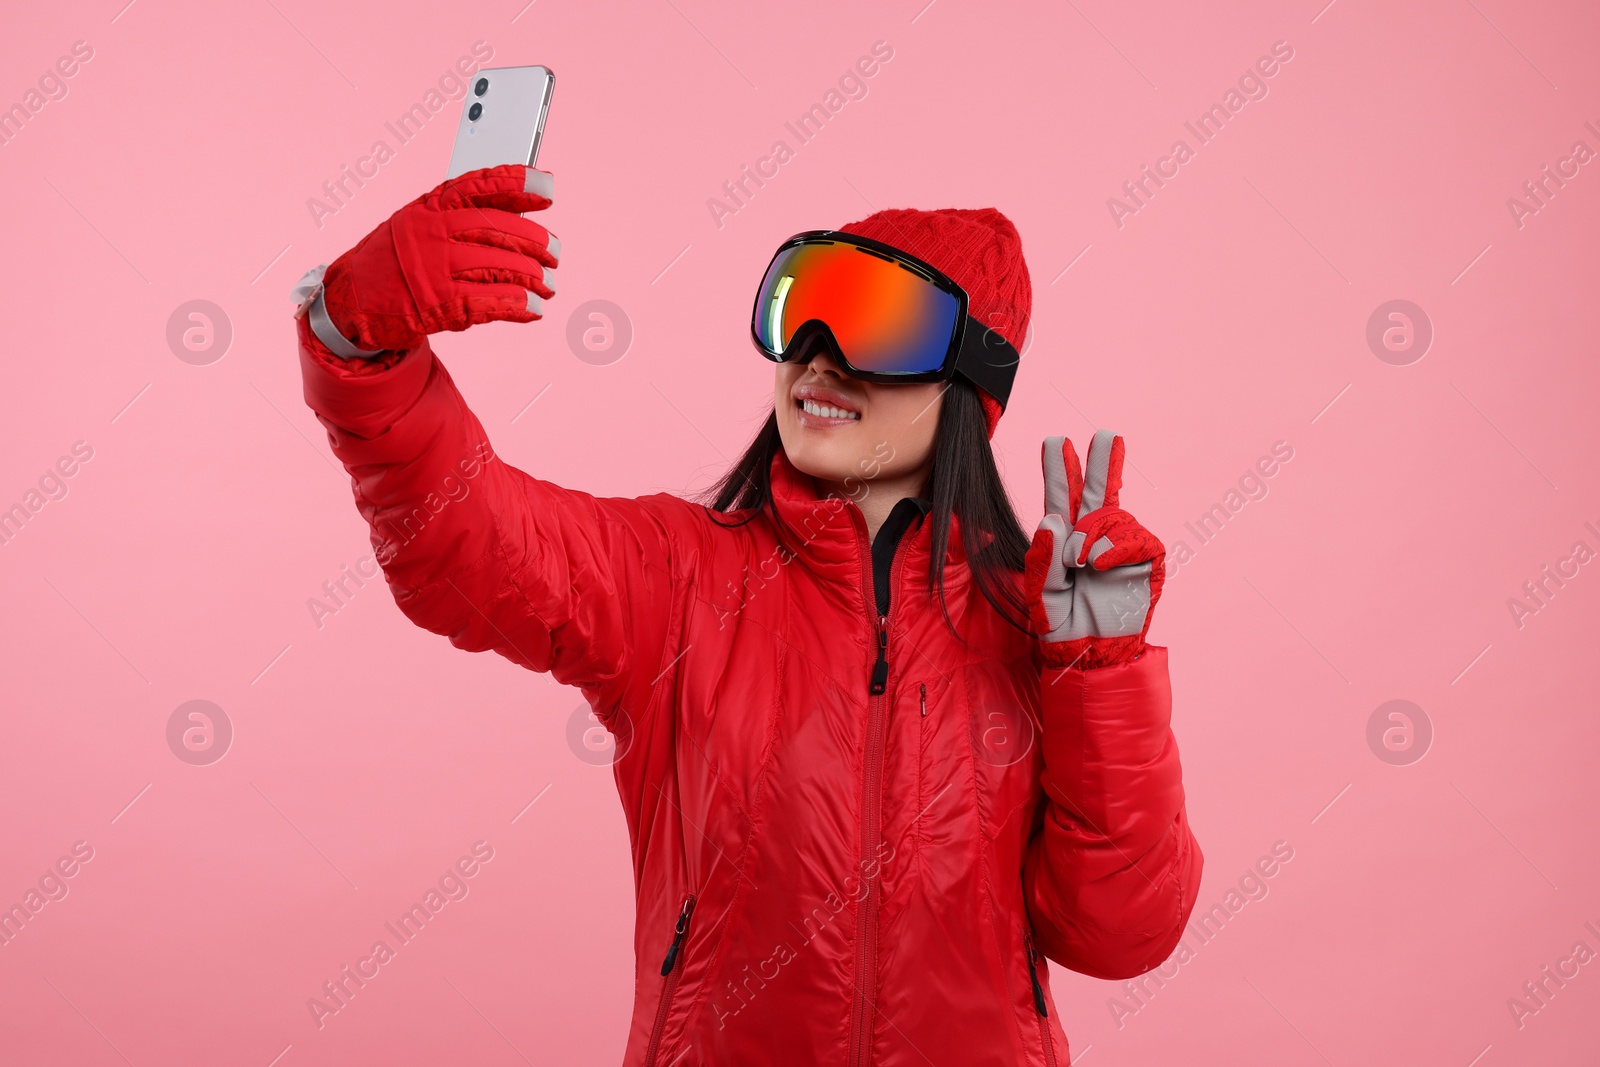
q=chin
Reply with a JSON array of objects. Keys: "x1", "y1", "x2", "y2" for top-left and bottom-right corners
[{"x1": 778, "y1": 420, "x2": 872, "y2": 487}]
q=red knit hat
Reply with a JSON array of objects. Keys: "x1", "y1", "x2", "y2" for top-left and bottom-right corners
[{"x1": 837, "y1": 207, "x2": 1031, "y2": 438}]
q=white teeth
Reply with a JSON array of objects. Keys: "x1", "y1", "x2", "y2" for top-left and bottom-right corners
[{"x1": 800, "y1": 399, "x2": 860, "y2": 420}]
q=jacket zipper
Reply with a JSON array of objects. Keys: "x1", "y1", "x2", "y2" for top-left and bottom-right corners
[
  {"x1": 870, "y1": 613, "x2": 889, "y2": 694},
  {"x1": 847, "y1": 507, "x2": 909, "y2": 1067},
  {"x1": 1025, "y1": 931, "x2": 1058, "y2": 1067},
  {"x1": 644, "y1": 893, "x2": 696, "y2": 1067},
  {"x1": 919, "y1": 682, "x2": 927, "y2": 717}
]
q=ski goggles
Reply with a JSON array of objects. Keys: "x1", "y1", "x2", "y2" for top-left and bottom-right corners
[{"x1": 750, "y1": 230, "x2": 1019, "y2": 409}]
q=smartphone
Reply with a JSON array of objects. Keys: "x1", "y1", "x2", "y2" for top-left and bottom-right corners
[{"x1": 446, "y1": 65, "x2": 554, "y2": 179}]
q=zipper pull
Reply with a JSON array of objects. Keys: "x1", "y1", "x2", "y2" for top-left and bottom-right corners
[
  {"x1": 1026, "y1": 935, "x2": 1049, "y2": 1017},
  {"x1": 919, "y1": 682, "x2": 927, "y2": 717},
  {"x1": 869, "y1": 615, "x2": 889, "y2": 694},
  {"x1": 659, "y1": 894, "x2": 696, "y2": 976}
]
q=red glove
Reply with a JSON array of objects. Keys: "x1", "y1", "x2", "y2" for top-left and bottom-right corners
[
  {"x1": 1024, "y1": 430, "x2": 1166, "y2": 670},
  {"x1": 321, "y1": 164, "x2": 558, "y2": 352}
]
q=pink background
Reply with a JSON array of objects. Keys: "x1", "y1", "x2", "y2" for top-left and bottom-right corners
[{"x1": 2, "y1": 0, "x2": 1597, "y2": 1063}]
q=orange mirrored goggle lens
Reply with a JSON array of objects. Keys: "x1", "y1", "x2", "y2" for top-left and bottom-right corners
[{"x1": 753, "y1": 240, "x2": 961, "y2": 375}]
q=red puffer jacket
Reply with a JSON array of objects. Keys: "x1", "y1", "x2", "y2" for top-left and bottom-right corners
[{"x1": 296, "y1": 316, "x2": 1203, "y2": 1067}]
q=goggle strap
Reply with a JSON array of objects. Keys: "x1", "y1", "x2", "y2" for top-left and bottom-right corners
[{"x1": 954, "y1": 316, "x2": 1019, "y2": 411}]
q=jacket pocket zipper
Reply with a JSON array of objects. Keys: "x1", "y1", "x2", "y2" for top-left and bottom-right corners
[
  {"x1": 644, "y1": 893, "x2": 696, "y2": 1067},
  {"x1": 1025, "y1": 931, "x2": 1058, "y2": 1067}
]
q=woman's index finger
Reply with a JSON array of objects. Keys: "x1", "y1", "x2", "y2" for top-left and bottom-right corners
[
  {"x1": 433, "y1": 165, "x2": 553, "y2": 213},
  {"x1": 1041, "y1": 435, "x2": 1084, "y2": 522}
]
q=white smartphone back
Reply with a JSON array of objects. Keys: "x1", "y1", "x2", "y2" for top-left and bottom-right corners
[{"x1": 446, "y1": 65, "x2": 554, "y2": 179}]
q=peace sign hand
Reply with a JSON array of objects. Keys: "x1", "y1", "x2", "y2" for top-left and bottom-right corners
[{"x1": 1023, "y1": 429, "x2": 1165, "y2": 670}]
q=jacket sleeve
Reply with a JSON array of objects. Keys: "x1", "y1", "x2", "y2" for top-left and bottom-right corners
[
  {"x1": 1022, "y1": 644, "x2": 1203, "y2": 979},
  {"x1": 294, "y1": 314, "x2": 684, "y2": 721}
]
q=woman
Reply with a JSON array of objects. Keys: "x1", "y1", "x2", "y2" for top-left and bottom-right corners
[{"x1": 291, "y1": 164, "x2": 1202, "y2": 1066}]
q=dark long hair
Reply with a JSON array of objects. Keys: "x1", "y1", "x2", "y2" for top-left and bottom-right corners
[{"x1": 699, "y1": 377, "x2": 1033, "y2": 641}]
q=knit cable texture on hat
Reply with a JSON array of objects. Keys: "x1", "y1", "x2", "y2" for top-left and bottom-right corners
[{"x1": 838, "y1": 207, "x2": 1032, "y2": 438}]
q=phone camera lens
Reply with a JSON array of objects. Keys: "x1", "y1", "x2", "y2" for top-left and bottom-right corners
[
  {"x1": 468, "y1": 102, "x2": 483, "y2": 121},
  {"x1": 474, "y1": 78, "x2": 489, "y2": 97}
]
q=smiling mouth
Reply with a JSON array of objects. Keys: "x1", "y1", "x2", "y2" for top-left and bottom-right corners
[{"x1": 797, "y1": 398, "x2": 862, "y2": 421}]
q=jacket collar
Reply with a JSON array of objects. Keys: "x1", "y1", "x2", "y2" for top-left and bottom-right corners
[{"x1": 765, "y1": 449, "x2": 971, "y2": 597}]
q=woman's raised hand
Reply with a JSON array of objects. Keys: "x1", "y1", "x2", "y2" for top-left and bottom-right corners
[
  {"x1": 1024, "y1": 429, "x2": 1166, "y2": 670},
  {"x1": 320, "y1": 164, "x2": 559, "y2": 353}
]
